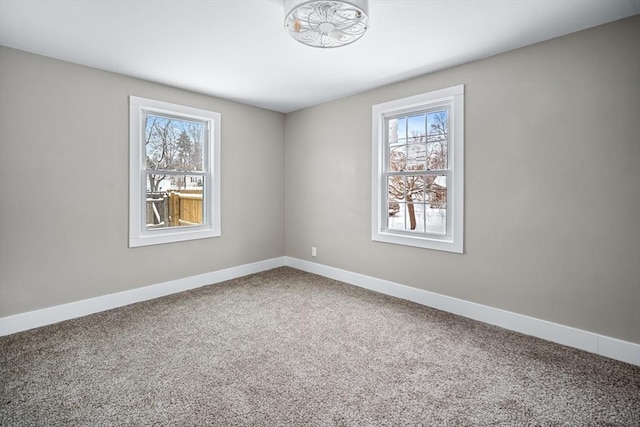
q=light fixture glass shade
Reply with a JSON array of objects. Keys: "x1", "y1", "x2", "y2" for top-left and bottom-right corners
[{"x1": 284, "y1": 0, "x2": 369, "y2": 48}]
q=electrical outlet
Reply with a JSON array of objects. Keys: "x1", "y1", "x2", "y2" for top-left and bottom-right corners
[{"x1": 311, "y1": 247, "x2": 317, "y2": 257}]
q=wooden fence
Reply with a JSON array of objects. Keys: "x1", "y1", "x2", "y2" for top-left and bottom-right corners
[{"x1": 146, "y1": 190, "x2": 203, "y2": 229}]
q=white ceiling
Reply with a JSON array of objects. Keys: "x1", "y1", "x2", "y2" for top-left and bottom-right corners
[{"x1": 0, "y1": 0, "x2": 638, "y2": 113}]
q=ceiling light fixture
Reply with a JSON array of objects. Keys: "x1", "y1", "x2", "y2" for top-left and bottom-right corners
[{"x1": 284, "y1": 0, "x2": 369, "y2": 48}]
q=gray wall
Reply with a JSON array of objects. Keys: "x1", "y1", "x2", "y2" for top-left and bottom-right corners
[
  {"x1": 0, "y1": 47, "x2": 286, "y2": 317},
  {"x1": 285, "y1": 16, "x2": 640, "y2": 343}
]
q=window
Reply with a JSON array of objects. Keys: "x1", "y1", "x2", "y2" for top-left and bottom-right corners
[
  {"x1": 129, "y1": 96, "x2": 221, "y2": 247},
  {"x1": 372, "y1": 85, "x2": 464, "y2": 253}
]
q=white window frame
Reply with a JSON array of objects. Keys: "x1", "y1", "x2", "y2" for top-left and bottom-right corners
[
  {"x1": 129, "y1": 96, "x2": 221, "y2": 247},
  {"x1": 372, "y1": 85, "x2": 464, "y2": 253}
]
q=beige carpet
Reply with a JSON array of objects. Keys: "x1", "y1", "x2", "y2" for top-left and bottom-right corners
[{"x1": 1, "y1": 267, "x2": 639, "y2": 425}]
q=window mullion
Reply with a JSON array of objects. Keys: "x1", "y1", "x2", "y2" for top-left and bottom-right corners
[
  {"x1": 143, "y1": 170, "x2": 207, "y2": 176},
  {"x1": 386, "y1": 170, "x2": 448, "y2": 176}
]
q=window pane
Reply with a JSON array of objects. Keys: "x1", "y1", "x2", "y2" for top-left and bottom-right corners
[
  {"x1": 395, "y1": 116, "x2": 406, "y2": 143},
  {"x1": 406, "y1": 144, "x2": 426, "y2": 170},
  {"x1": 146, "y1": 174, "x2": 204, "y2": 229},
  {"x1": 424, "y1": 175, "x2": 447, "y2": 235},
  {"x1": 406, "y1": 178, "x2": 425, "y2": 232},
  {"x1": 387, "y1": 176, "x2": 404, "y2": 202},
  {"x1": 406, "y1": 176, "x2": 425, "y2": 201},
  {"x1": 145, "y1": 115, "x2": 205, "y2": 172},
  {"x1": 407, "y1": 114, "x2": 425, "y2": 143},
  {"x1": 425, "y1": 204, "x2": 446, "y2": 235},
  {"x1": 426, "y1": 110, "x2": 448, "y2": 169},
  {"x1": 388, "y1": 118, "x2": 401, "y2": 145},
  {"x1": 389, "y1": 145, "x2": 406, "y2": 171},
  {"x1": 411, "y1": 203, "x2": 426, "y2": 233},
  {"x1": 387, "y1": 202, "x2": 405, "y2": 230}
]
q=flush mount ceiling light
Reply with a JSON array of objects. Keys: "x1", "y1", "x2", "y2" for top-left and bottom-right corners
[{"x1": 284, "y1": 0, "x2": 369, "y2": 48}]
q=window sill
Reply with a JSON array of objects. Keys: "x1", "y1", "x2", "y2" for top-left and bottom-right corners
[
  {"x1": 129, "y1": 227, "x2": 221, "y2": 248},
  {"x1": 372, "y1": 230, "x2": 463, "y2": 253}
]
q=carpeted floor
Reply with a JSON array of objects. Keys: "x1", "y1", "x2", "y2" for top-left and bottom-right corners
[{"x1": 1, "y1": 267, "x2": 639, "y2": 426}]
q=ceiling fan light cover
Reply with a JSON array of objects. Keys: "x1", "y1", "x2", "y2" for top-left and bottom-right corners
[{"x1": 284, "y1": 0, "x2": 369, "y2": 48}]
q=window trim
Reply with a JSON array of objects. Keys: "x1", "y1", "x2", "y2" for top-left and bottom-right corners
[
  {"x1": 129, "y1": 96, "x2": 221, "y2": 248},
  {"x1": 371, "y1": 85, "x2": 464, "y2": 253}
]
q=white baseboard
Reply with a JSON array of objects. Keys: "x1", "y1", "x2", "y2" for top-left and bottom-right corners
[
  {"x1": 2, "y1": 255, "x2": 637, "y2": 366},
  {"x1": 0, "y1": 256, "x2": 286, "y2": 337},
  {"x1": 284, "y1": 257, "x2": 640, "y2": 366}
]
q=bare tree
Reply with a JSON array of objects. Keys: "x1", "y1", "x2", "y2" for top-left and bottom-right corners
[{"x1": 145, "y1": 116, "x2": 204, "y2": 192}]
